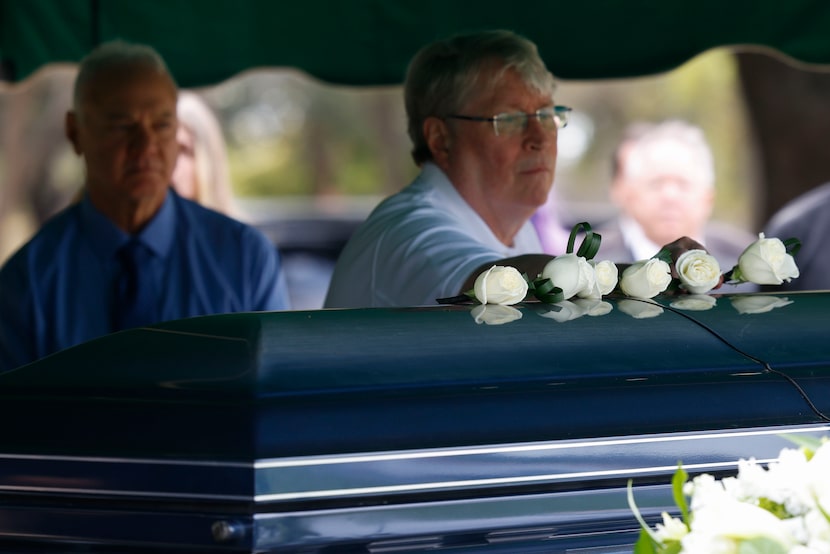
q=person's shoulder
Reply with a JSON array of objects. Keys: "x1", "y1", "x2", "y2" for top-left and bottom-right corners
[
  {"x1": 175, "y1": 195, "x2": 277, "y2": 259},
  {"x1": 1, "y1": 206, "x2": 80, "y2": 273},
  {"x1": 176, "y1": 195, "x2": 263, "y2": 234},
  {"x1": 766, "y1": 182, "x2": 830, "y2": 235}
]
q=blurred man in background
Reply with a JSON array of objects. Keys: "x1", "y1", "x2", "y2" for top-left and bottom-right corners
[
  {"x1": 0, "y1": 40, "x2": 290, "y2": 372},
  {"x1": 599, "y1": 120, "x2": 753, "y2": 270}
]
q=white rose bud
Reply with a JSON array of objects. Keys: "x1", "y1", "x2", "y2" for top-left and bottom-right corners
[
  {"x1": 737, "y1": 233, "x2": 800, "y2": 285},
  {"x1": 471, "y1": 304, "x2": 523, "y2": 325},
  {"x1": 473, "y1": 265, "x2": 528, "y2": 305},
  {"x1": 619, "y1": 258, "x2": 672, "y2": 299},
  {"x1": 541, "y1": 254, "x2": 595, "y2": 299},
  {"x1": 579, "y1": 259, "x2": 618, "y2": 299},
  {"x1": 675, "y1": 249, "x2": 721, "y2": 294}
]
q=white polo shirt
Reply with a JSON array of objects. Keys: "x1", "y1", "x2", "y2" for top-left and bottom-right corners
[{"x1": 324, "y1": 163, "x2": 542, "y2": 308}]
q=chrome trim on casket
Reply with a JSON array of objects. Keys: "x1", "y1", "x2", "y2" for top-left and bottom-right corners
[
  {"x1": 253, "y1": 424, "x2": 830, "y2": 503},
  {"x1": 0, "y1": 454, "x2": 251, "y2": 501},
  {"x1": 1, "y1": 424, "x2": 827, "y2": 505}
]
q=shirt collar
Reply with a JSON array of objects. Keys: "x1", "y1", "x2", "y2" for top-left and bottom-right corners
[
  {"x1": 80, "y1": 189, "x2": 177, "y2": 259},
  {"x1": 419, "y1": 162, "x2": 541, "y2": 254},
  {"x1": 619, "y1": 215, "x2": 662, "y2": 261},
  {"x1": 619, "y1": 215, "x2": 705, "y2": 261}
]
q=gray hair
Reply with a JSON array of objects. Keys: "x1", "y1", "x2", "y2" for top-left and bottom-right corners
[
  {"x1": 73, "y1": 40, "x2": 174, "y2": 113},
  {"x1": 612, "y1": 120, "x2": 716, "y2": 187},
  {"x1": 404, "y1": 29, "x2": 557, "y2": 166}
]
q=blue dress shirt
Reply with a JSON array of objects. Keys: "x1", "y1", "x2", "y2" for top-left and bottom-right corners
[{"x1": 0, "y1": 190, "x2": 290, "y2": 372}]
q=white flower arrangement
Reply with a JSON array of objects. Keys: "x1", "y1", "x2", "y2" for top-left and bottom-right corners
[
  {"x1": 629, "y1": 436, "x2": 830, "y2": 554},
  {"x1": 436, "y1": 223, "x2": 802, "y2": 315}
]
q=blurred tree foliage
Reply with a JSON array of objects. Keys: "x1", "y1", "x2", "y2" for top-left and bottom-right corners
[{"x1": 200, "y1": 71, "x2": 416, "y2": 199}]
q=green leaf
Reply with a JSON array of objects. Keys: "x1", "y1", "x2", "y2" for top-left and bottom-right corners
[
  {"x1": 671, "y1": 464, "x2": 690, "y2": 526},
  {"x1": 725, "y1": 264, "x2": 745, "y2": 284},
  {"x1": 783, "y1": 237, "x2": 801, "y2": 257},
  {"x1": 652, "y1": 247, "x2": 673, "y2": 266},
  {"x1": 662, "y1": 541, "x2": 683, "y2": 554},
  {"x1": 566, "y1": 221, "x2": 602, "y2": 260},
  {"x1": 757, "y1": 497, "x2": 789, "y2": 519},
  {"x1": 735, "y1": 537, "x2": 788, "y2": 554},
  {"x1": 633, "y1": 528, "x2": 659, "y2": 554},
  {"x1": 531, "y1": 278, "x2": 565, "y2": 303}
]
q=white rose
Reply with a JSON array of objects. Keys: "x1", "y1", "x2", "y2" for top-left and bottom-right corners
[
  {"x1": 470, "y1": 304, "x2": 523, "y2": 325},
  {"x1": 730, "y1": 296, "x2": 793, "y2": 315},
  {"x1": 670, "y1": 294, "x2": 717, "y2": 311},
  {"x1": 577, "y1": 260, "x2": 619, "y2": 299},
  {"x1": 676, "y1": 249, "x2": 722, "y2": 294},
  {"x1": 473, "y1": 265, "x2": 528, "y2": 305},
  {"x1": 541, "y1": 254, "x2": 595, "y2": 299},
  {"x1": 619, "y1": 258, "x2": 672, "y2": 299},
  {"x1": 737, "y1": 233, "x2": 800, "y2": 285},
  {"x1": 617, "y1": 299, "x2": 664, "y2": 319}
]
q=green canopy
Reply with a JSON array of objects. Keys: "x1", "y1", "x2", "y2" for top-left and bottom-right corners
[{"x1": 3, "y1": 0, "x2": 830, "y2": 87}]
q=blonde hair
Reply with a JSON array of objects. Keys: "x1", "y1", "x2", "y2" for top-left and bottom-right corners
[{"x1": 175, "y1": 91, "x2": 237, "y2": 215}]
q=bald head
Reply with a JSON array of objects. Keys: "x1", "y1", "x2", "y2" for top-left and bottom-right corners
[
  {"x1": 73, "y1": 40, "x2": 176, "y2": 118},
  {"x1": 66, "y1": 40, "x2": 180, "y2": 230}
]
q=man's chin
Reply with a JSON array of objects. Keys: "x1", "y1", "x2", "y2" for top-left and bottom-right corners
[{"x1": 122, "y1": 177, "x2": 169, "y2": 196}]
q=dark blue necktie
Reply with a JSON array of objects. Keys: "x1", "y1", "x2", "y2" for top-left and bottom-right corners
[{"x1": 112, "y1": 239, "x2": 157, "y2": 331}]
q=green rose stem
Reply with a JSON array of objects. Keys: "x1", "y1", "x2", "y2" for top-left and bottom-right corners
[{"x1": 567, "y1": 221, "x2": 602, "y2": 260}]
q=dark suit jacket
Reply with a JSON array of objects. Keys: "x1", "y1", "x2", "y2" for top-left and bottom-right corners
[{"x1": 764, "y1": 182, "x2": 830, "y2": 292}]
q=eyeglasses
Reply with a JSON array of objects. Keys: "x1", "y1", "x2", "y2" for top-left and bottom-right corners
[{"x1": 446, "y1": 105, "x2": 571, "y2": 136}]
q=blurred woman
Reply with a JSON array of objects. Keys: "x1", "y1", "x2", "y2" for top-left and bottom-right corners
[{"x1": 171, "y1": 91, "x2": 238, "y2": 216}]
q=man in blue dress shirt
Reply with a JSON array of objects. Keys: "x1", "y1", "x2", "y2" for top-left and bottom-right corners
[{"x1": 0, "y1": 40, "x2": 290, "y2": 372}]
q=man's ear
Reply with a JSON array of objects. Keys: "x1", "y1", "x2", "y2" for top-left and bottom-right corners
[
  {"x1": 423, "y1": 116, "x2": 451, "y2": 169},
  {"x1": 65, "y1": 111, "x2": 82, "y2": 155}
]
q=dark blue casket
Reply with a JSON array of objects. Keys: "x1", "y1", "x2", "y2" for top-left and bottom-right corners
[{"x1": 0, "y1": 291, "x2": 829, "y2": 552}]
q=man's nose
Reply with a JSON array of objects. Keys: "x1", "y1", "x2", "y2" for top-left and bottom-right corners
[
  {"x1": 130, "y1": 123, "x2": 158, "y2": 153},
  {"x1": 524, "y1": 116, "x2": 555, "y2": 149}
]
